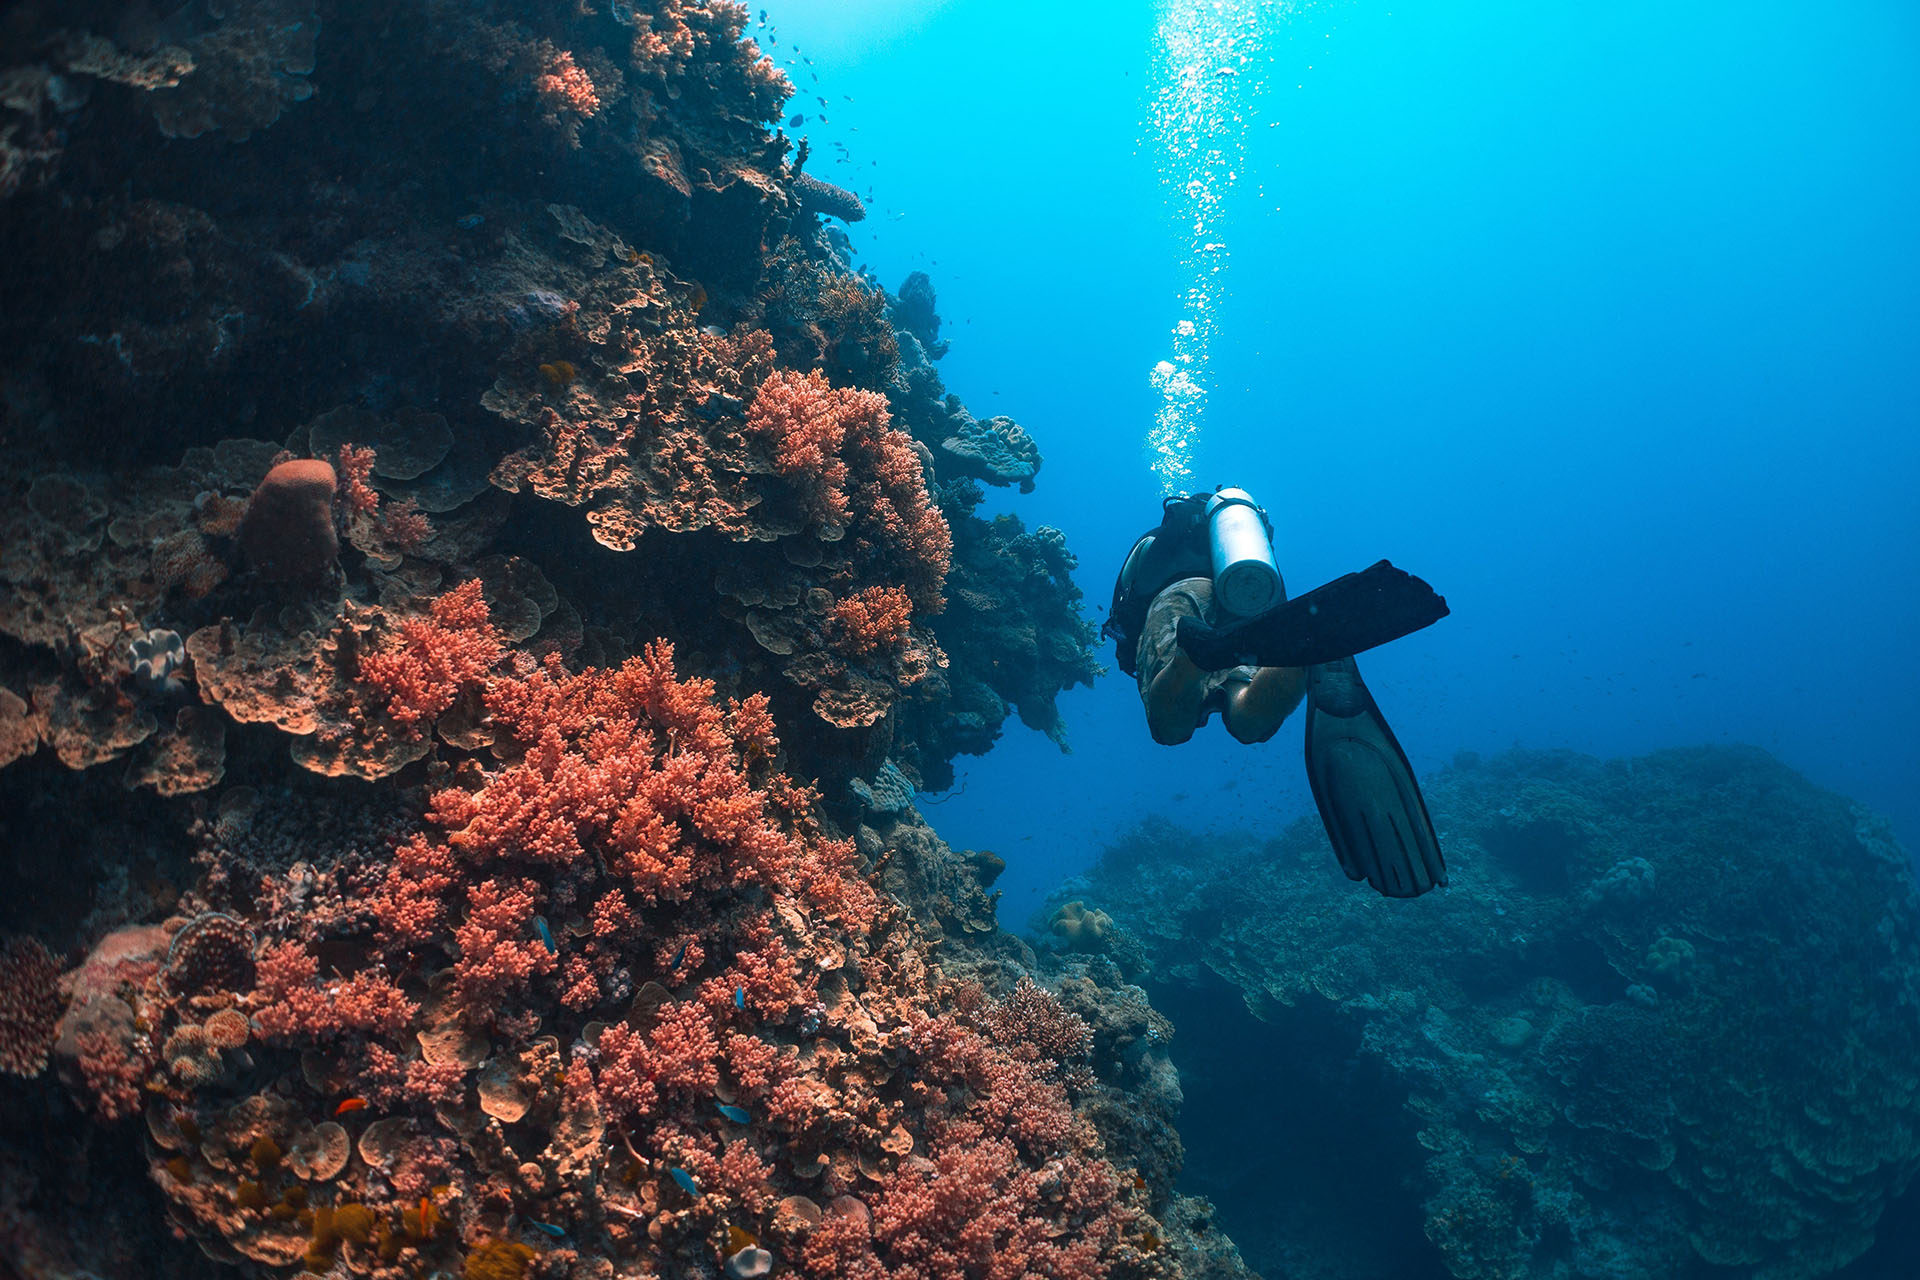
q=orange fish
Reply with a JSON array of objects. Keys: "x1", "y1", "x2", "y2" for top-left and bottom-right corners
[{"x1": 334, "y1": 1097, "x2": 368, "y2": 1116}]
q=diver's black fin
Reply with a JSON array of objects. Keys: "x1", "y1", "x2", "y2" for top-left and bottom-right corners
[
  {"x1": 1303, "y1": 657, "x2": 1445, "y2": 898},
  {"x1": 1176, "y1": 560, "x2": 1448, "y2": 672}
]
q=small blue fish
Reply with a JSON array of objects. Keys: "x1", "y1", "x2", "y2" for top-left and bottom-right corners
[
  {"x1": 716, "y1": 1103, "x2": 751, "y2": 1124},
  {"x1": 526, "y1": 1220, "x2": 566, "y2": 1238},
  {"x1": 670, "y1": 1167, "x2": 700, "y2": 1197},
  {"x1": 456, "y1": 214, "x2": 484, "y2": 230},
  {"x1": 668, "y1": 941, "x2": 688, "y2": 971},
  {"x1": 533, "y1": 916, "x2": 556, "y2": 954},
  {"x1": 733, "y1": 985, "x2": 746, "y2": 1011}
]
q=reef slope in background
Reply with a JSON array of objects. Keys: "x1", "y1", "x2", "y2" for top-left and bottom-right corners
[
  {"x1": 0, "y1": 3, "x2": 1243, "y2": 1280},
  {"x1": 1055, "y1": 746, "x2": 1920, "y2": 1280}
]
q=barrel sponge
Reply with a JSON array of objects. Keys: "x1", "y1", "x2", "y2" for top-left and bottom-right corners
[{"x1": 237, "y1": 459, "x2": 338, "y2": 582}]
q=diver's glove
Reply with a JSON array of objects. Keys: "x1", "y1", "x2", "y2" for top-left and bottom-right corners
[{"x1": 1175, "y1": 560, "x2": 1449, "y2": 672}]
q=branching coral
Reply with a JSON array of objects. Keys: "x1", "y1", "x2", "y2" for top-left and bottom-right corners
[
  {"x1": 356, "y1": 580, "x2": 505, "y2": 729},
  {"x1": 744, "y1": 368, "x2": 951, "y2": 609},
  {"x1": 828, "y1": 587, "x2": 916, "y2": 661},
  {"x1": 86, "y1": 582, "x2": 1161, "y2": 1277}
]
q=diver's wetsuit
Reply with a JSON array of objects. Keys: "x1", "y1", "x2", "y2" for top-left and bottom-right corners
[
  {"x1": 1102, "y1": 493, "x2": 1215, "y2": 679},
  {"x1": 1104, "y1": 492, "x2": 1302, "y2": 743}
]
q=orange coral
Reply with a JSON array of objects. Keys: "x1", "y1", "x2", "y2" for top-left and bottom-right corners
[
  {"x1": 336, "y1": 445, "x2": 380, "y2": 518},
  {"x1": 356, "y1": 580, "x2": 505, "y2": 728},
  {"x1": 745, "y1": 368, "x2": 951, "y2": 609},
  {"x1": 534, "y1": 51, "x2": 600, "y2": 117},
  {"x1": 829, "y1": 586, "x2": 915, "y2": 659}
]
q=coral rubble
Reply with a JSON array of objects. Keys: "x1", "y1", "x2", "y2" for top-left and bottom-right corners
[{"x1": 1061, "y1": 746, "x2": 1920, "y2": 1280}]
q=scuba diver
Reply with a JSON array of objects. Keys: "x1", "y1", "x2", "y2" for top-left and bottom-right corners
[{"x1": 1103, "y1": 487, "x2": 1451, "y2": 898}]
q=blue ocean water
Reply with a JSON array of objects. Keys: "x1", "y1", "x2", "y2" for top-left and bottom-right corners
[{"x1": 766, "y1": 0, "x2": 1920, "y2": 923}]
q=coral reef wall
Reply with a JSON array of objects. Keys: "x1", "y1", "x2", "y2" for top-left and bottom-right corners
[
  {"x1": 0, "y1": 0, "x2": 1098, "y2": 801},
  {"x1": 1056, "y1": 746, "x2": 1920, "y2": 1280},
  {"x1": 0, "y1": 4, "x2": 1186, "y2": 1279}
]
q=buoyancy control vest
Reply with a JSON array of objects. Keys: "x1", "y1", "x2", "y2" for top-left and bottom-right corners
[{"x1": 1102, "y1": 493, "x2": 1215, "y2": 677}]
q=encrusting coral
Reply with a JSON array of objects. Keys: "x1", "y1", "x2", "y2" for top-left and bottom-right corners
[{"x1": 0, "y1": 936, "x2": 63, "y2": 1078}]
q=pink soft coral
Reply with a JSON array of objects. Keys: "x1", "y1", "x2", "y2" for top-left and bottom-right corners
[
  {"x1": 745, "y1": 368, "x2": 952, "y2": 609},
  {"x1": 430, "y1": 644, "x2": 803, "y2": 898},
  {"x1": 870, "y1": 1136, "x2": 1124, "y2": 1280},
  {"x1": 357, "y1": 579, "x2": 504, "y2": 728},
  {"x1": 72, "y1": 1028, "x2": 148, "y2": 1123},
  {"x1": 448, "y1": 879, "x2": 556, "y2": 1007},
  {"x1": 829, "y1": 585, "x2": 915, "y2": 659},
  {"x1": 746, "y1": 367, "x2": 873, "y2": 525},
  {"x1": 534, "y1": 50, "x2": 600, "y2": 117},
  {"x1": 251, "y1": 941, "x2": 417, "y2": 1042}
]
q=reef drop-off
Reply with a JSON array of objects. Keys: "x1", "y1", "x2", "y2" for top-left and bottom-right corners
[
  {"x1": 1053, "y1": 745, "x2": 1920, "y2": 1280},
  {"x1": 0, "y1": 3, "x2": 1242, "y2": 1279}
]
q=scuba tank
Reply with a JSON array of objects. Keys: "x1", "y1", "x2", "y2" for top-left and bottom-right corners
[{"x1": 1206, "y1": 487, "x2": 1283, "y2": 617}]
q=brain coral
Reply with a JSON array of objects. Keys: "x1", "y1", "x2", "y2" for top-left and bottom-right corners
[{"x1": 1076, "y1": 747, "x2": 1920, "y2": 1280}]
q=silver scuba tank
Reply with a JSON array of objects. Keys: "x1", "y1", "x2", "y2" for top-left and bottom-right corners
[{"x1": 1207, "y1": 487, "x2": 1283, "y2": 617}]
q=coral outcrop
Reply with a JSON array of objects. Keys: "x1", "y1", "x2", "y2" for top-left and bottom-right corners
[
  {"x1": 42, "y1": 600, "x2": 1155, "y2": 1278},
  {"x1": 1057, "y1": 747, "x2": 1920, "y2": 1280},
  {"x1": 237, "y1": 459, "x2": 341, "y2": 583},
  {"x1": 0, "y1": 0, "x2": 1098, "y2": 793},
  {"x1": 0, "y1": 2, "x2": 1181, "y2": 1278}
]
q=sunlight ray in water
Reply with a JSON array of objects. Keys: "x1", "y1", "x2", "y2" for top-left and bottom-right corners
[{"x1": 1147, "y1": 0, "x2": 1292, "y2": 491}]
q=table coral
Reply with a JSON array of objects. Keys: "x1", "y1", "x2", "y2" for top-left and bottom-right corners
[
  {"x1": 142, "y1": 0, "x2": 319, "y2": 142},
  {"x1": 792, "y1": 171, "x2": 867, "y2": 224},
  {"x1": 938, "y1": 409, "x2": 1043, "y2": 492}
]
